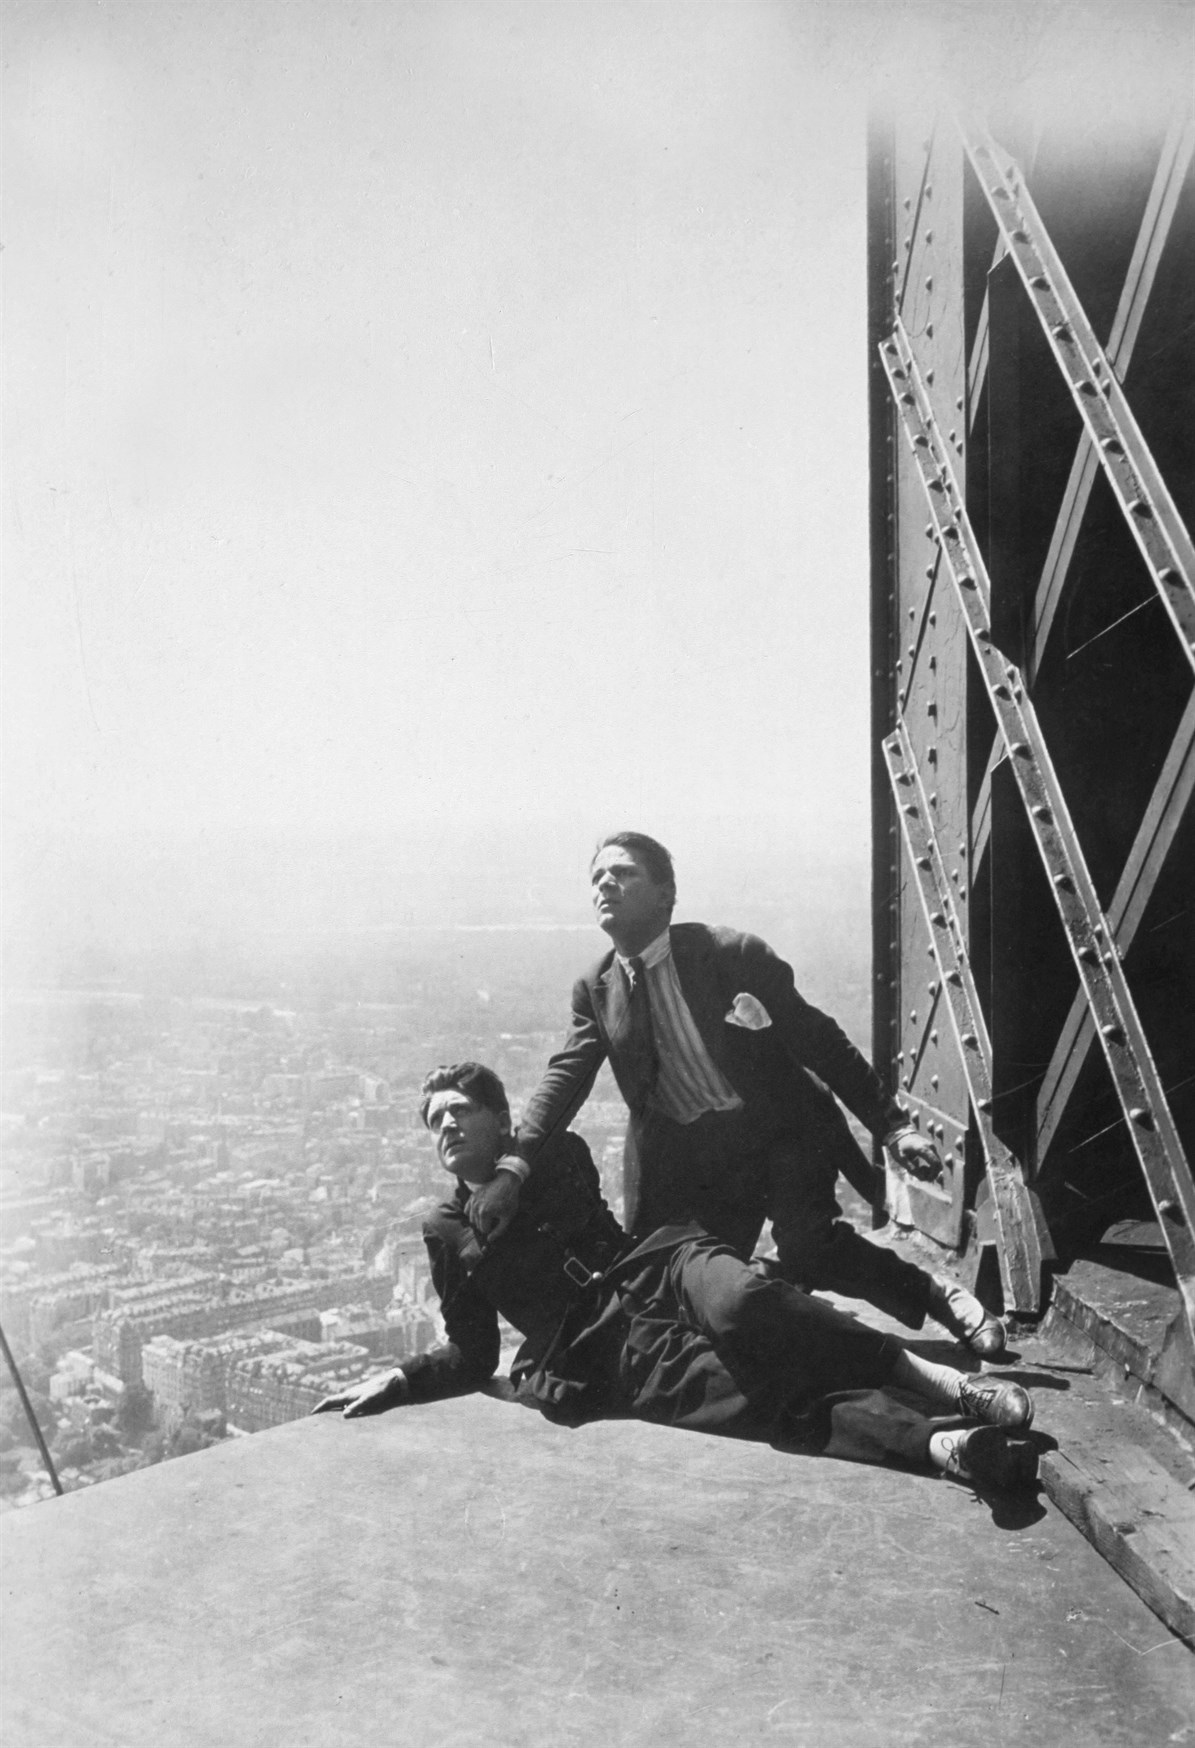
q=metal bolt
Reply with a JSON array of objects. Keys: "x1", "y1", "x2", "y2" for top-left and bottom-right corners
[
  {"x1": 1129, "y1": 1107, "x2": 1154, "y2": 1129},
  {"x1": 915, "y1": 855, "x2": 930, "y2": 869},
  {"x1": 1129, "y1": 500, "x2": 1151, "y2": 517},
  {"x1": 1010, "y1": 741, "x2": 1030, "y2": 756},
  {"x1": 977, "y1": 1097, "x2": 992, "y2": 1113},
  {"x1": 1101, "y1": 437, "x2": 1124, "y2": 455},
  {"x1": 1053, "y1": 873, "x2": 1074, "y2": 891},
  {"x1": 961, "y1": 1032, "x2": 978, "y2": 1048},
  {"x1": 1032, "y1": 805, "x2": 1051, "y2": 821},
  {"x1": 946, "y1": 970, "x2": 961, "y2": 985},
  {"x1": 959, "y1": 575, "x2": 976, "y2": 589},
  {"x1": 930, "y1": 912, "x2": 945, "y2": 927},
  {"x1": 1159, "y1": 567, "x2": 1180, "y2": 585},
  {"x1": 955, "y1": 397, "x2": 963, "y2": 411},
  {"x1": 925, "y1": 276, "x2": 934, "y2": 292},
  {"x1": 925, "y1": 230, "x2": 933, "y2": 243},
  {"x1": 1077, "y1": 380, "x2": 1097, "y2": 396},
  {"x1": 1158, "y1": 1198, "x2": 1178, "y2": 1217},
  {"x1": 1029, "y1": 275, "x2": 1048, "y2": 289},
  {"x1": 1101, "y1": 1023, "x2": 1124, "y2": 1044}
]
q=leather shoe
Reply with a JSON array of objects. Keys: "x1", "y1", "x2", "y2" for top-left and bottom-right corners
[
  {"x1": 942, "y1": 1426, "x2": 1038, "y2": 1491},
  {"x1": 928, "y1": 1276, "x2": 1007, "y2": 1356},
  {"x1": 957, "y1": 1376, "x2": 1034, "y2": 1429}
]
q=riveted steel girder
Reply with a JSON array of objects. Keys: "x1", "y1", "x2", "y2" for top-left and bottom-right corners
[
  {"x1": 958, "y1": 120, "x2": 1195, "y2": 674},
  {"x1": 883, "y1": 724, "x2": 1043, "y2": 1312},
  {"x1": 880, "y1": 316, "x2": 1195, "y2": 1340}
]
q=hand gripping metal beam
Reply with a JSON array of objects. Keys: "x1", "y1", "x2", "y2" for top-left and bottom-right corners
[
  {"x1": 880, "y1": 318, "x2": 1195, "y2": 1344},
  {"x1": 957, "y1": 120, "x2": 1195, "y2": 676},
  {"x1": 883, "y1": 724, "x2": 1043, "y2": 1313}
]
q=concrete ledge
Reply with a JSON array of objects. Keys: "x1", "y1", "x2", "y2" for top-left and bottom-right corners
[{"x1": 3, "y1": 1391, "x2": 1192, "y2": 1746}]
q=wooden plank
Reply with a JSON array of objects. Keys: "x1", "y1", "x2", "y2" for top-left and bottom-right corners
[{"x1": 1041, "y1": 1444, "x2": 1195, "y2": 1647}]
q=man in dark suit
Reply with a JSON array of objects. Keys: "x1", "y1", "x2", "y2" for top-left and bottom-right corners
[
  {"x1": 470, "y1": 832, "x2": 1004, "y2": 1355},
  {"x1": 313, "y1": 1061, "x2": 1036, "y2": 1490}
]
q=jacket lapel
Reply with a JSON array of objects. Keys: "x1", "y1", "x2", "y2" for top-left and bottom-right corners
[
  {"x1": 669, "y1": 925, "x2": 733, "y2": 1073},
  {"x1": 591, "y1": 953, "x2": 654, "y2": 1111}
]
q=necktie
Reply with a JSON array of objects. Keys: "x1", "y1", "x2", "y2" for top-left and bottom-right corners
[{"x1": 624, "y1": 955, "x2": 659, "y2": 1109}]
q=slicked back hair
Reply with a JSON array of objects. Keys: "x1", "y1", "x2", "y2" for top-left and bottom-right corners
[
  {"x1": 419, "y1": 1061, "x2": 511, "y2": 1129},
  {"x1": 592, "y1": 831, "x2": 677, "y2": 907}
]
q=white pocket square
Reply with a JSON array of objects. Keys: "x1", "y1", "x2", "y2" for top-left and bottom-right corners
[{"x1": 725, "y1": 992, "x2": 771, "y2": 1030}]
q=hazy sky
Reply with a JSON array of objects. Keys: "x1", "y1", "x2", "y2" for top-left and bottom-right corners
[{"x1": 4, "y1": 2, "x2": 1188, "y2": 947}]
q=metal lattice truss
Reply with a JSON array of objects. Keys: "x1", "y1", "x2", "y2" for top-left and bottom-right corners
[{"x1": 875, "y1": 114, "x2": 1195, "y2": 1334}]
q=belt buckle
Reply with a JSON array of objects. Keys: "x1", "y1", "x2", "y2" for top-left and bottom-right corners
[{"x1": 563, "y1": 1255, "x2": 594, "y2": 1289}]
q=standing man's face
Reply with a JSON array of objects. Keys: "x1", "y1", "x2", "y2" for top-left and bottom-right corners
[{"x1": 589, "y1": 845, "x2": 674, "y2": 948}]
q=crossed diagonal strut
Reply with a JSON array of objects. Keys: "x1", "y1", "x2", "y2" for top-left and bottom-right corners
[
  {"x1": 879, "y1": 319, "x2": 1195, "y2": 1345},
  {"x1": 883, "y1": 726, "x2": 1043, "y2": 1313},
  {"x1": 957, "y1": 118, "x2": 1195, "y2": 675}
]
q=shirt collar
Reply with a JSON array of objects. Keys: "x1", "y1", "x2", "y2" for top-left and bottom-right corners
[{"x1": 616, "y1": 926, "x2": 672, "y2": 974}]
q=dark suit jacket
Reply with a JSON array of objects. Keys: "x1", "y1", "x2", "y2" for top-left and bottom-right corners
[
  {"x1": 401, "y1": 1131, "x2": 628, "y2": 1406},
  {"x1": 517, "y1": 923, "x2": 902, "y2": 1220}
]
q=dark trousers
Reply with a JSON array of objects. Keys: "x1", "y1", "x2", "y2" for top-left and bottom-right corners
[
  {"x1": 607, "y1": 1232, "x2": 935, "y2": 1466},
  {"x1": 628, "y1": 1104, "x2": 937, "y2": 1330}
]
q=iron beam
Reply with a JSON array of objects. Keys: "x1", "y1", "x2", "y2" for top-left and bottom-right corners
[
  {"x1": 1029, "y1": 115, "x2": 1195, "y2": 678},
  {"x1": 884, "y1": 724, "x2": 1043, "y2": 1312},
  {"x1": 880, "y1": 317, "x2": 1195, "y2": 1341},
  {"x1": 958, "y1": 121, "x2": 1195, "y2": 675},
  {"x1": 1037, "y1": 688, "x2": 1195, "y2": 1162}
]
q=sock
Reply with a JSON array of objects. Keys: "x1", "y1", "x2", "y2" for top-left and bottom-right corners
[
  {"x1": 927, "y1": 1428, "x2": 966, "y2": 1472},
  {"x1": 890, "y1": 1347, "x2": 965, "y2": 1408}
]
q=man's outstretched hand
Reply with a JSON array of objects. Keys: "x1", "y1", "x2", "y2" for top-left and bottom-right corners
[
  {"x1": 311, "y1": 1368, "x2": 410, "y2": 1419},
  {"x1": 886, "y1": 1126, "x2": 944, "y2": 1183},
  {"x1": 467, "y1": 1166, "x2": 522, "y2": 1241}
]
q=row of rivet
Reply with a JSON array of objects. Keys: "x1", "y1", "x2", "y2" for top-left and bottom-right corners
[
  {"x1": 882, "y1": 318, "x2": 1195, "y2": 1264},
  {"x1": 964, "y1": 126, "x2": 1195, "y2": 671}
]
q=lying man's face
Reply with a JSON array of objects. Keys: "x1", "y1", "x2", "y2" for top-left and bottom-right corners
[{"x1": 425, "y1": 1088, "x2": 508, "y2": 1185}]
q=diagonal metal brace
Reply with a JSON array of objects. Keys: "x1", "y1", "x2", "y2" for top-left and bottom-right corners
[
  {"x1": 883, "y1": 725, "x2": 1044, "y2": 1313},
  {"x1": 880, "y1": 317, "x2": 1195, "y2": 1346},
  {"x1": 957, "y1": 119, "x2": 1195, "y2": 675}
]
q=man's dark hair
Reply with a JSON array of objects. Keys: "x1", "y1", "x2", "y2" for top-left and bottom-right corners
[
  {"x1": 418, "y1": 1062, "x2": 511, "y2": 1128},
  {"x1": 592, "y1": 831, "x2": 677, "y2": 904}
]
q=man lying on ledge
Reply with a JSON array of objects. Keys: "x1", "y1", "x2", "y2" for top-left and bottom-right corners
[{"x1": 313, "y1": 1062, "x2": 1039, "y2": 1490}]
